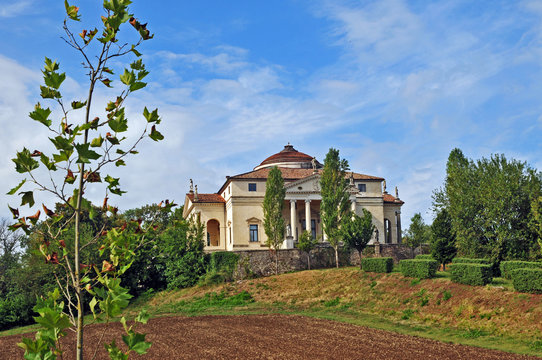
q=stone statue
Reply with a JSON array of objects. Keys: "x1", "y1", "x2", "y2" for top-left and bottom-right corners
[
  {"x1": 349, "y1": 172, "x2": 354, "y2": 186},
  {"x1": 194, "y1": 184, "x2": 198, "y2": 201},
  {"x1": 383, "y1": 180, "x2": 387, "y2": 193},
  {"x1": 311, "y1": 157, "x2": 317, "y2": 170},
  {"x1": 189, "y1": 178, "x2": 194, "y2": 193},
  {"x1": 286, "y1": 224, "x2": 292, "y2": 236},
  {"x1": 395, "y1": 186, "x2": 399, "y2": 199}
]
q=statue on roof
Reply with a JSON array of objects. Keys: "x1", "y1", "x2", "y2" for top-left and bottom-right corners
[
  {"x1": 349, "y1": 172, "x2": 354, "y2": 186},
  {"x1": 311, "y1": 157, "x2": 317, "y2": 171},
  {"x1": 383, "y1": 180, "x2": 387, "y2": 193},
  {"x1": 189, "y1": 178, "x2": 194, "y2": 193},
  {"x1": 395, "y1": 186, "x2": 399, "y2": 199}
]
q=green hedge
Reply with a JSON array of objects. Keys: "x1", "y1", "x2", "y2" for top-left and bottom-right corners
[
  {"x1": 453, "y1": 258, "x2": 491, "y2": 265},
  {"x1": 399, "y1": 259, "x2": 439, "y2": 279},
  {"x1": 361, "y1": 257, "x2": 394, "y2": 273},
  {"x1": 208, "y1": 252, "x2": 239, "y2": 281},
  {"x1": 510, "y1": 268, "x2": 542, "y2": 294},
  {"x1": 415, "y1": 254, "x2": 434, "y2": 260},
  {"x1": 450, "y1": 263, "x2": 493, "y2": 286},
  {"x1": 500, "y1": 261, "x2": 542, "y2": 280}
]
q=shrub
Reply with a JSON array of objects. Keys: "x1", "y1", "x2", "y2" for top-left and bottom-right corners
[
  {"x1": 510, "y1": 268, "x2": 542, "y2": 294},
  {"x1": 361, "y1": 257, "x2": 394, "y2": 273},
  {"x1": 208, "y1": 251, "x2": 239, "y2": 281},
  {"x1": 453, "y1": 258, "x2": 491, "y2": 264},
  {"x1": 415, "y1": 254, "x2": 434, "y2": 260},
  {"x1": 450, "y1": 263, "x2": 493, "y2": 286},
  {"x1": 500, "y1": 261, "x2": 542, "y2": 280},
  {"x1": 399, "y1": 259, "x2": 439, "y2": 279}
]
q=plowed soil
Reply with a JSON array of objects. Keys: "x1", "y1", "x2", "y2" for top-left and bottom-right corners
[{"x1": 1, "y1": 315, "x2": 538, "y2": 359}]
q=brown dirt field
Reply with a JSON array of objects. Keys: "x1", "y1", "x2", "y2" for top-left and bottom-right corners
[{"x1": 1, "y1": 314, "x2": 539, "y2": 360}]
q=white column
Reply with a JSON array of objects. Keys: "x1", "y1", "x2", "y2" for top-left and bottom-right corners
[
  {"x1": 305, "y1": 199, "x2": 311, "y2": 232},
  {"x1": 351, "y1": 199, "x2": 356, "y2": 213},
  {"x1": 290, "y1": 200, "x2": 297, "y2": 241}
]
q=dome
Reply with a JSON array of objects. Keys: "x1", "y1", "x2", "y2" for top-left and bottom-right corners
[{"x1": 254, "y1": 144, "x2": 321, "y2": 170}]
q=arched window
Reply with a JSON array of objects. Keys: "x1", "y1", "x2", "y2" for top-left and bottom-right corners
[
  {"x1": 384, "y1": 218, "x2": 392, "y2": 244},
  {"x1": 206, "y1": 219, "x2": 220, "y2": 246}
]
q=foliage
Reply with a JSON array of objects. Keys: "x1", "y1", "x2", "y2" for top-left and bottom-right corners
[
  {"x1": 510, "y1": 268, "x2": 542, "y2": 294},
  {"x1": 399, "y1": 259, "x2": 439, "y2": 279},
  {"x1": 206, "y1": 251, "x2": 239, "y2": 282},
  {"x1": 530, "y1": 196, "x2": 542, "y2": 254},
  {"x1": 162, "y1": 215, "x2": 206, "y2": 289},
  {"x1": 342, "y1": 209, "x2": 374, "y2": 269},
  {"x1": 360, "y1": 257, "x2": 393, "y2": 273},
  {"x1": 262, "y1": 166, "x2": 286, "y2": 274},
  {"x1": 453, "y1": 258, "x2": 491, "y2": 264},
  {"x1": 500, "y1": 261, "x2": 542, "y2": 280},
  {"x1": 320, "y1": 148, "x2": 351, "y2": 268},
  {"x1": 415, "y1": 254, "x2": 434, "y2": 260},
  {"x1": 433, "y1": 149, "x2": 542, "y2": 263},
  {"x1": 7, "y1": 1, "x2": 163, "y2": 358},
  {"x1": 430, "y1": 209, "x2": 456, "y2": 270},
  {"x1": 297, "y1": 230, "x2": 319, "y2": 270},
  {"x1": 450, "y1": 263, "x2": 493, "y2": 286},
  {"x1": 403, "y1": 213, "x2": 430, "y2": 256}
]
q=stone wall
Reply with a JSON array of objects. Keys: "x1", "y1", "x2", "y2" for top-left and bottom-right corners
[{"x1": 231, "y1": 243, "x2": 428, "y2": 279}]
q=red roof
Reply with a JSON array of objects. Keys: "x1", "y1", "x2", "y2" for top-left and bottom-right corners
[
  {"x1": 186, "y1": 193, "x2": 225, "y2": 203},
  {"x1": 383, "y1": 193, "x2": 404, "y2": 205},
  {"x1": 231, "y1": 167, "x2": 384, "y2": 181},
  {"x1": 257, "y1": 144, "x2": 315, "y2": 168}
]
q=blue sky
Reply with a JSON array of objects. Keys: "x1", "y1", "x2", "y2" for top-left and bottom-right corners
[{"x1": 0, "y1": 0, "x2": 541, "y2": 226}]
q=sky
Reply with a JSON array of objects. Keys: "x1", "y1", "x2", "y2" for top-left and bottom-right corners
[{"x1": 0, "y1": 0, "x2": 541, "y2": 227}]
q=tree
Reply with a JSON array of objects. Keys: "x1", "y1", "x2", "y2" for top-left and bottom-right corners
[
  {"x1": 262, "y1": 166, "x2": 286, "y2": 274},
  {"x1": 430, "y1": 209, "x2": 456, "y2": 270},
  {"x1": 403, "y1": 213, "x2": 430, "y2": 257},
  {"x1": 320, "y1": 148, "x2": 351, "y2": 268},
  {"x1": 7, "y1": 1, "x2": 165, "y2": 358},
  {"x1": 530, "y1": 196, "x2": 542, "y2": 256},
  {"x1": 341, "y1": 209, "x2": 375, "y2": 269},
  {"x1": 433, "y1": 149, "x2": 542, "y2": 263},
  {"x1": 297, "y1": 230, "x2": 318, "y2": 270},
  {"x1": 0, "y1": 218, "x2": 23, "y2": 297}
]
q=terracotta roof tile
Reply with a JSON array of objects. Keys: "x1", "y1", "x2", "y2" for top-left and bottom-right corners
[
  {"x1": 383, "y1": 193, "x2": 404, "y2": 204},
  {"x1": 258, "y1": 144, "x2": 315, "y2": 168},
  {"x1": 187, "y1": 193, "x2": 225, "y2": 203},
  {"x1": 230, "y1": 167, "x2": 384, "y2": 181}
]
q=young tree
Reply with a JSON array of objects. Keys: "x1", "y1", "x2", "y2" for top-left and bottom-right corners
[
  {"x1": 297, "y1": 230, "x2": 318, "y2": 270},
  {"x1": 341, "y1": 209, "x2": 375, "y2": 269},
  {"x1": 7, "y1": 1, "x2": 165, "y2": 358},
  {"x1": 430, "y1": 209, "x2": 456, "y2": 270},
  {"x1": 403, "y1": 213, "x2": 430, "y2": 258},
  {"x1": 320, "y1": 148, "x2": 351, "y2": 268},
  {"x1": 263, "y1": 167, "x2": 286, "y2": 274},
  {"x1": 530, "y1": 196, "x2": 542, "y2": 255}
]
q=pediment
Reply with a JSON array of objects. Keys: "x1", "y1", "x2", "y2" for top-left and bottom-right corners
[{"x1": 285, "y1": 173, "x2": 321, "y2": 193}]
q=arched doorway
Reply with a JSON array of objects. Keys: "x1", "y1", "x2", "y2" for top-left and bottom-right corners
[
  {"x1": 384, "y1": 218, "x2": 392, "y2": 244},
  {"x1": 207, "y1": 219, "x2": 220, "y2": 246}
]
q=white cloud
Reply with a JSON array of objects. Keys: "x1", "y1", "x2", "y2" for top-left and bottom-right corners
[{"x1": 0, "y1": 1, "x2": 33, "y2": 18}]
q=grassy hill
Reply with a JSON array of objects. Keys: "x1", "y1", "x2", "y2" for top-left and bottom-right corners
[{"x1": 3, "y1": 267, "x2": 542, "y2": 357}]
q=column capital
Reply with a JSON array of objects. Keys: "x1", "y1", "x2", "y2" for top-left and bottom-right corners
[
  {"x1": 290, "y1": 199, "x2": 297, "y2": 205},
  {"x1": 305, "y1": 199, "x2": 311, "y2": 203}
]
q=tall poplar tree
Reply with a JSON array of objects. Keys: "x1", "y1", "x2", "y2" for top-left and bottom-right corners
[
  {"x1": 263, "y1": 167, "x2": 286, "y2": 274},
  {"x1": 320, "y1": 148, "x2": 350, "y2": 268},
  {"x1": 430, "y1": 209, "x2": 456, "y2": 270}
]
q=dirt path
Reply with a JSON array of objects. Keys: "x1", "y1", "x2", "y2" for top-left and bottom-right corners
[{"x1": 0, "y1": 314, "x2": 538, "y2": 359}]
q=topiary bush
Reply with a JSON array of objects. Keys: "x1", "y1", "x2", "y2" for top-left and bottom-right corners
[
  {"x1": 399, "y1": 259, "x2": 439, "y2": 279},
  {"x1": 450, "y1": 263, "x2": 493, "y2": 286},
  {"x1": 510, "y1": 268, "x2": 542, "y2": 294},
  {"x1": 453, "y1": 258, "x2": 491, "y2": 265},
  {"x1": 361, "y1": 257, "x2": 394, "y2": 273},
  {"x1": 500, "y1": 261, "x2": 542, "y2": 280},
  {"x1": 415, "y1": 254, "x2": 434, "y2": 260}
]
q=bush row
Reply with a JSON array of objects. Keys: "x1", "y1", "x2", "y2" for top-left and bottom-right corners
[
  {"x1": 399, "y1": 259, "x2": 439, "y2": 279},
  {"x1": 500, "y1": 261, "x2": 542, "y2": 280},
  {"x1": 450, "y1": 263, "x2": 493, "y2": 286},
  {"x1": 452, "y1": 258, "x2": 491, "y2": 265},
  {"x1": 361, "y1": 257, "x2": 394, "y2": 273},
  {"x1": 510, "y1": 268, "x2": 542, "y2": 294},
  {"x1": 415, "y1": 254, "x2": 434, "y2": 260}
]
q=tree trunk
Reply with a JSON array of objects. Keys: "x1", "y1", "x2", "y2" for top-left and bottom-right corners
[
  {"x1": 335, "y1": 246, "x2": 339, "y2": 268},
  {"x1": 359, "y1": 250, "x2": 363, "y2": 270}
]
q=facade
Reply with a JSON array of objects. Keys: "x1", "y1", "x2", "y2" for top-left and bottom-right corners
[{"x1": 183, "y1": 144, "x2": 404, "y2": 251}]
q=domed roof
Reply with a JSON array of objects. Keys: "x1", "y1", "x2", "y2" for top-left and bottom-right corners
[{"x1": 254, "y1": 144, "x2": 319, "y2": 170}]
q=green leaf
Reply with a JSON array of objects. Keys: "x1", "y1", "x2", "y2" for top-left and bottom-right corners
[
  {"x1": 135, "y1": 309, "x2": 150, "y2": 324},
  {"x1": 64, "y1": 0, "x2": 81, "y2": 21},
  {"x1": 7, "y1": 179, "x2": 26, "y2": 195},
  {"x1": 71, "y1": 100, "x2": 87, "y2": 109},
  {"x1": 109, "y1": 108, "x2": 128, "y2": 133},
  {"x1": 44, "y1": 57, "x2": 59, "y2": 72},
  {"x1": 105, "y1": 340, "x2": 129, "y2": 360},
  {"x1": 40, "y1": 85, "x2": 61, "y2": 99},
  {"x1": 130, "y1": 59, "x2": 144, "y2": 70},
  {"x1": 143, "y1": 107, "x2": 160, "y2": 123},
  {"x1": 75, "y1": 143, "x2": 101, "y2": 164},
  {"x1": 40, "y1": 154, "x2": 57, "y2": 171},
  {"x1": 12, "y1": 148, "x2": 39, "y2": 173},
  {"x1": 149, "y1": 125, "x2": 163, "y2": 141},
  {"x1": 90, "y1": 136, "x2": 104, "y2": 148},
  {"x1": 122, "y1": 331, "x2": 151, "y2": 355},
  {"x1": 131, "y1": 45, "x2": 142, "y2": 57},
  {"x1": 50, "y1": 136, "x2": 74, "y2": 152},
  {"x1": 89, "y1": 297, "x2": 98, "y2": 317},
  {"x1": 115, "y1": 159, "x2": 126, "y2": 167},
  {"x1": 43, "y1": 71, "x2": 66, "y2": 90},
  {"x1": 20, "y1": 191, "x2": 35, "y2": 207},
  {"x1": 29, "y1": 103, "x2": 52, "y2": 127},
  {"x1": 129, "y1": 81, "x2": 146, "y2": 91},
  {"x1": 120, "y1": 69, "x2": 134, "y2": 86}
]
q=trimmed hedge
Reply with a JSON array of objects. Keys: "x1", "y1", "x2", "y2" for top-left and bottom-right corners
[
  {"x1": 453, "y1": 258, "x2": 491, "y2": 265},
  {"x1": 510, "y1": 268, "x2": 542, "y2": 294},
  {"x1": 500, "y1": 261, "x2": 542, "y2": 280},
  {"x1": 361, "y1": 257, "x2": 394, "y2": 273},
  {"x1": 415, "y1": 254, "x2": 434, "y2": 260},
  {"x1": 208, "y1": 251, "x2": 239, "y2": 281},
  {"x1": 450, "y1": 263, "x2": 493, "y2": 286},
  {"x1": 399, "y1": 259, "x2": 439, "y2": 279}
]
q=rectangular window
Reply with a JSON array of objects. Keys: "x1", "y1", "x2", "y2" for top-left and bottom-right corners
[
  {"x1": 249, "y1": 224, "x2": 258, "y2": 242},
  {"x1": 357, "y1": 184, "x2": 366, "y2": 192},
  {"x1": 311, "y1": 219, "x2": 317, "y2": 239},
  {"x1": 248, "y1": 183, "x2": 257, "y2": 192}
]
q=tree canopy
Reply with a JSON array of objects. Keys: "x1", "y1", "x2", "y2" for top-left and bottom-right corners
[
  {"x1": 341, "y1": 209, "x2": 374, "y2": 269},
  {"x1": 263, "y1": 166, "x2": 286, "y2": 274}
]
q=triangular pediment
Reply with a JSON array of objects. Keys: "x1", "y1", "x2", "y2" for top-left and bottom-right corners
[{"x1": 285, "y1": 173, "x2": 321, "y2": 193}]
